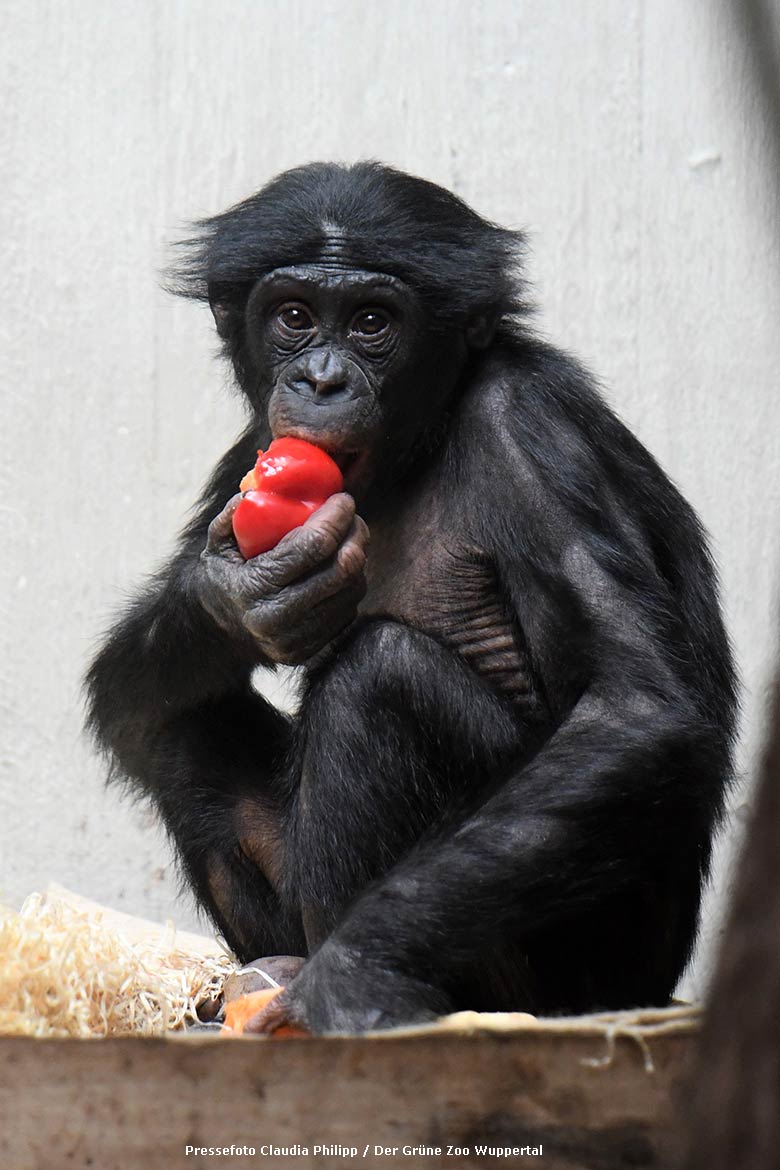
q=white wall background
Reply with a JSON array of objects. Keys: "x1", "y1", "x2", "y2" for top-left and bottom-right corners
[{"x1": 1, "y1": 0, "x2": 779, "y2": 998}]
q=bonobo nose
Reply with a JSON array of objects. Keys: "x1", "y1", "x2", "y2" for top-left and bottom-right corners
[
  {"x1": 291, "y1": 373, "x2": 349, "y2": 399},
  {"x1": 289, "y1": 351, "x2": 353, "y2": 400}
]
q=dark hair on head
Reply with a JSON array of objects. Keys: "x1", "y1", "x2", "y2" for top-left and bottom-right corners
[{"x1": 166, "y1": 161, "x2": 529, "y2": 329}]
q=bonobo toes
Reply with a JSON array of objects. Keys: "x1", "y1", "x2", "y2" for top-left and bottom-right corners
[{"x1": 222, "y1": 955, "x2": 306, "y2": 1003}]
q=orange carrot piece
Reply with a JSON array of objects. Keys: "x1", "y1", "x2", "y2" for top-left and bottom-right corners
[{"x1": 222, "y1": 987, "x2": 306, "y2": 1037}]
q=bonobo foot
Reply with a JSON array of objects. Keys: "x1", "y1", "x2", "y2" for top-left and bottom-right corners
[
  {"x1": 222, "y1": 954, "x2": 306, "y2": 1004},
  {"x1": 243, "y1": 940, "x2": 451, "y2": 1036}
]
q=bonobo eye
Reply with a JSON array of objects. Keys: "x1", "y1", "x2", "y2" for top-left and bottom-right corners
[
  {"x1": 276, "y1": 302, "x2": 315, "y2": 332},
  {"x1": 350, "y1": 308, "x2": 390, "y2": 338}
]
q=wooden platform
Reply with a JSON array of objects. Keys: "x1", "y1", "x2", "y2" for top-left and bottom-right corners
[{"x1": 0, "y1": 1009, "x2": 696, "y2": 1170}]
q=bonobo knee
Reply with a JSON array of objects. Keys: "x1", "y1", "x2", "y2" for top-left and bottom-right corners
[
  {"x1": 329, "y1": 619, "x2": 438, "y2": 687},
  {"x1": 347, "y1": 618, "x2": 423, "y2": 661},
  {"x1": 303, "y1": 620, "x2": 444, "y2": 721}
]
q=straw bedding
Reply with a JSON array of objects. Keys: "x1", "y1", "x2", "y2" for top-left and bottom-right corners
[{"x1": 0, "y1": 890, "x2": 235, "y2": 1038}]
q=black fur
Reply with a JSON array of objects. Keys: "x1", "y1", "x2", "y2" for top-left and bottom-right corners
[
  {"x1": 86, "y1": 162, "x2": 737, "y2": 1033},
  {"x1": 168, "y1": 161, "x2": 528, "y2": 324}
]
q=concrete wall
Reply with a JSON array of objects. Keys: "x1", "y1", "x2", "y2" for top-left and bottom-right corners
[{"x1": 2, "y1": 0, "x2": 779, "y2": 997}]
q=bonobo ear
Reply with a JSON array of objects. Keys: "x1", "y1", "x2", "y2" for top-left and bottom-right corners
[
  {"x1": 208, "y1": 291, "x2": 232, "y2": 339},
  {"x1": 466, "y1": 314, "x2": 498, "y2": 349}
]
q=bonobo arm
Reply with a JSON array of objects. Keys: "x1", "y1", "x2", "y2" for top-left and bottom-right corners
[
  {"x1": 86, "y1": 427, "x2": 368, "y2": 781},
  {"x1": 86, "y1": 428, "x2": 368, "y2": 957},
  {"x1": 86, "y1": 430, "x2": 262, "y2": 767}
]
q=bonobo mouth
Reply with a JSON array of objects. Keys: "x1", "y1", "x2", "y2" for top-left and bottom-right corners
[
  {"x1": 320, "y1": 445, "x2": 372, "y2": 492},
  {"x1": 272, "y1": 428, "x2": 370, "y2": 492},
  {"x1": 328, "y1": 449, "x2": 361, "y2": 476}
]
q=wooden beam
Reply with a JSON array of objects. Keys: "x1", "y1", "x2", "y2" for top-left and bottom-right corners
[{"x1": 0, "y1": 1019, "x2": 694, "y2": 1169}]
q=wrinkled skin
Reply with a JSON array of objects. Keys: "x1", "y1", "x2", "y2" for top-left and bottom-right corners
[{"x1": 198, "y1": 492, "x2": 369, "y2": 667}]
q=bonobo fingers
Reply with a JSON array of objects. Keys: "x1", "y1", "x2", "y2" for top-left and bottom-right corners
[
  {"x1": 250, "y1": 493, "x2": 359, "y2": 591},
  {"x1": 204, "y1": 493, "x2": 246, "y2": 559},
  {"x1": 245, "y1": 576, "x2": 367, "y2": 664},
  {"x1": 197, "y1": 491, "x2": 369, "y2": 663},
  {"x1": 339, "y1": 513, "x2": 371, "y2": 571},
  {"x1": 265, "y1": 517, "x2": 367, "y2": 604}
]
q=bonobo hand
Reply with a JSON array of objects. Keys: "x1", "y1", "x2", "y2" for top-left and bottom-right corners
[
  {"x1": 195, "y1": 492, "x2": 369, "y2": 665},
  {"x1": 243, "y1": 939, "x2": 452, "y2": 1036}
]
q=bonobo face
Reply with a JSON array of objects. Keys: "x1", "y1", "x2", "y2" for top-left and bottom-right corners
[{"x1": 244, "y1": 265, "x2": 468, "y2": 496}]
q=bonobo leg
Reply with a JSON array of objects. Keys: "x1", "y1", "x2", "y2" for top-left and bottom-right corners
[
  {"x1": 284, "y1": 619, "x2": 538, "y2": 1002},
  {"x1": 278, "y1": 619, "x2": 697, "y2": 1019},
  {"x1": 152, "y1": 690, "x2": 307, "y2": 963}
]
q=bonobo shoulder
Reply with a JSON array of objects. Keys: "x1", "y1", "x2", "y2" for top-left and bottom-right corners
[
  {"x1": 469, "y1": 336, "x2": 604, "y2": 430},
  {"x1": 457, "y1": 337, "x2": 607, "y2": 477},
  {"x1": 452, "y1": 332, "x2": 701, "y2": 593},
  {"x1": 464, "y1": 335, "x2": 668, "y2": 504}
]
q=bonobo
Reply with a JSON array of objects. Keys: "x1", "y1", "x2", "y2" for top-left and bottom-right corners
[{"x1": 86, "y1": 162, "x2": 737, "y2": 1034}]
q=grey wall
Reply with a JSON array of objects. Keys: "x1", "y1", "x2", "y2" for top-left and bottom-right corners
[{"x1": 2, "y1": 0, "x2": 779, "y2": 998}]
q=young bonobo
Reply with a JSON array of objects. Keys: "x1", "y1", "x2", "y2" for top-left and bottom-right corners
[{"x1": 87, "y1": 162, "x2": 736, "y2": 1034}]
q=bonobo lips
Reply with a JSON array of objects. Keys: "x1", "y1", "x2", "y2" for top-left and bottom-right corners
[
  {"x1": 320, "y1": 447, "x2": 371, "y2": 492},
  {"x1": 329, "y1": 449, "x2": 360, "y2": 476}
]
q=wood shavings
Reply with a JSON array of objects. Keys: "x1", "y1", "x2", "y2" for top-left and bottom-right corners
[{"x1": 0, "y1": 890, "x2": 236, "y2": 1038}]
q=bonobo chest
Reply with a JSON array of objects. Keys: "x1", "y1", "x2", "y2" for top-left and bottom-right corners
[
  {"x1": 359, "y1": 470, "x2": 446, "y2": 616},
  {"x1": 358, "y1": 467, "x2": 532, "y2": 705}
]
